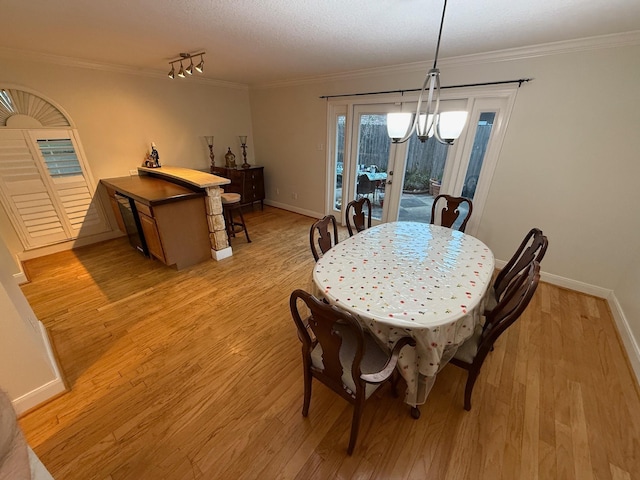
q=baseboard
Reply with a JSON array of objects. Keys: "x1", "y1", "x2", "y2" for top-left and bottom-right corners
[
  {"x1": 17, "y1": 230, "x2": 123, "y2": 262},
  {"x1": 13, "y1": 377, "x2": 66, "y2": 415},
  {"x1": 263, "y1": 200, "x2": 323, "y2": 220},
  {"x1": 607, "y1": 292, "x2": 640, "y2": 385},
  {"x1": 13, "y1": 322, "x2": 67, "y2": 415},
  {"x1": 493, "y1": 259, "x2": 612, "y2": 298}
]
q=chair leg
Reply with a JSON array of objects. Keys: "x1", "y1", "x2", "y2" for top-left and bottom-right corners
[
  {"x1": 302, "y1": 364, "x2": 312, "y2": 417},
  {"x1": 463, "y1": 369, "x2": 479, "y2": 411},
  {"x1": 347, "y1": 398, "x2": 364, "y2": 455},
  {"x1": 391, "y1": 369, "x2": 400, "y2": 398}
]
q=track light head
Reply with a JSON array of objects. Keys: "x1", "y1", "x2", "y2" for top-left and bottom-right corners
[
  {"x1": 195, "y1": 55, "x2": 204, "y2": 73},
  {"x1": 186, "y1": 59, "x2": 194, "y2": 75},
  {"x1": 168, "y1": 65, "x2": 175, "y2": 79},
  {"x1": 177, "y1": 62, "x2": 185, "y2": 78}
]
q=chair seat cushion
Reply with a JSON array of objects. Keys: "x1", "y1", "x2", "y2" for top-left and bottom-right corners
[
  {"x1": 221, "y1": 193, "x2": 241, "y2": 204},
  {"x1": 310, "y1": 323, "x2": 389, "y2": 399},
  {"x1": 453, "y1": 324, "x2": 483, "y2": 364}
]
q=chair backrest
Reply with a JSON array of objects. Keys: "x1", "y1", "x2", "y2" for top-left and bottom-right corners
[
  {"x1": 309, "y1": 215, "x2": 339, "y2": 261},
  {"x1": 356, "y1": 175, "x2": 375, "y2": 196},
  {"x1": 290, "y1": 289, "x2": 366, "y2": 400},
  {"x1": 478, "y1": 261, "x2": 540, "y2": 363},
  {"x1": 345, "y1": 198, "x2": 372, "y2": 237},
  {"x1": 430, "y1": 194, "x2": 473, "y2": 232},
  {"x1": 494, "y1": 228, "x2": 548, "y2": 301}
]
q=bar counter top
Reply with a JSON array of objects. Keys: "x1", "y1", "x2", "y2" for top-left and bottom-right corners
[
  {"x1": 100, "y1": 175, "x2": 204, "y2": 206},
  {"x1": 138, "y1": 166, "x2": 230, "y2": 189}
]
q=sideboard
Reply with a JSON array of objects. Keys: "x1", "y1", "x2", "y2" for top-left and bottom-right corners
[{"x1": 211, "y1": 165, "x2": 264, "y2": 209}]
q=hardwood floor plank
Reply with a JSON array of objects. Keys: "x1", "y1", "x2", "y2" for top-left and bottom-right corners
[{"x1": 13, "y1": 206, "x2": 640, "y2": 479}]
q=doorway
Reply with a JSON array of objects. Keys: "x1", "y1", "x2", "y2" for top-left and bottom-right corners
[{"x1": 326, "y1": 87, "x2": 517, "y2": 235}]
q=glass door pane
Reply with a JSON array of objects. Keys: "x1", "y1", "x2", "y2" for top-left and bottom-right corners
[
  {"x1": 461, "y1": 112, "x2": 496, "y2": 200},
  {"x1": 352, "y1": 111, "x2": 391, "y2": 222},
  {"x1": 398, "y1": 133, "x2": 450, "y2": 223},
  {"x1": 332, "y1": 114, "x2": 345, "y2": 212}
]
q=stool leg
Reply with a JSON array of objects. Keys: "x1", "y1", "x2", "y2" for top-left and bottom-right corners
[
  {"x1": 236, "y1": 206, "x2": 251, "y2": 243},
  {"x1": 224, "y1": 207, "x2": 235, "y2": 240}
]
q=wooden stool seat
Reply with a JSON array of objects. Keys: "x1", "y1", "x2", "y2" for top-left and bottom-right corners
[{"x1": 221, "y1": 193, "x2": 251, "y2": 243}]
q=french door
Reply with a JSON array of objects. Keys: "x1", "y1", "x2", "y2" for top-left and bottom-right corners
[{"x1": 327, "y1": 87, "x2": 517, "y2": 235}]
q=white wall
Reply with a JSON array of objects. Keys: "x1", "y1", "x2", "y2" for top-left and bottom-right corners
[{"x1": 0, "y1": 237, "x2": 64, "y2": 413}]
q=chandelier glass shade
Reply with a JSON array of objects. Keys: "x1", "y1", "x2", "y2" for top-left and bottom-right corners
[{"x1": 387, "y1": 0, "x2": 467, "y2": 145}]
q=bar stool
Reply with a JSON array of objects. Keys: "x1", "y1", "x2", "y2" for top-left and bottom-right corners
[{"x1": 221, "y1": 192, "x2": 251, "y2": 243}]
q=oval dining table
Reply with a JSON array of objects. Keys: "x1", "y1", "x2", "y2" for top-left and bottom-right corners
[{"x1": 312, "y1": 221, "x2": 495, "y2": 415}]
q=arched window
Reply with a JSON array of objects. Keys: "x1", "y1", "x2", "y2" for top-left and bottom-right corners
[{"x1": 0, "y1": 88, "x2": 109, "y2": 249}]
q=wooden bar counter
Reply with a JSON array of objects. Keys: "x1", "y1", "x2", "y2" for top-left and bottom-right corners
[{"x1": 101, "y1": 167, "x2": 232, "y2": 270}]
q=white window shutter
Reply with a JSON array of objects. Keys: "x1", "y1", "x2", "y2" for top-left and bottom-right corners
[{"x1": 0, "y1": 129, "x2": 109, "y2": 249}]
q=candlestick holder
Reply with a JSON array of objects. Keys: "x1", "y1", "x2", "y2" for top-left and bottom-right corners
[
  {"x1": 205, "y1": 136, "x2": 215, "y2": 171},
  {"x1": 239, "y1": 135, "x2": 250, "y2": 168}
]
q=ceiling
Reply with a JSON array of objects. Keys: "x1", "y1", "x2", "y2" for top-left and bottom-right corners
[{"x1": 2, "y1": 0, "x2": 639, "y2": 86}]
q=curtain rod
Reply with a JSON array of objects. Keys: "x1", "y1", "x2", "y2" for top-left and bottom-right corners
[{"x1": 319, "y1": 78, "x2": 533, "y2": 99}]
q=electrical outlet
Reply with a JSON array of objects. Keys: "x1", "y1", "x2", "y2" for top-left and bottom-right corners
[
  {"x1": 276, "y1": 188, "x2": 280, "y2": 195},
  {"x1": 291, "y1": 192, "x2": 298, "y2": 200},
  {"x1": 129, "y1": 169, "x2": 138, "y2": 176}
]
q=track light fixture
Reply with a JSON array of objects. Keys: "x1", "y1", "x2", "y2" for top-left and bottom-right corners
[{"x1": 168, "y1": 52, "x2": 205, "y2": 79}]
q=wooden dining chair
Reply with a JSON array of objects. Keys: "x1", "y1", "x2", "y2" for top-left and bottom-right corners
[
  {"x1": 449, "y1": 261, "x2": 540, "y2": 410},
  {"x1": 309, "y1": 215, "x2": 339, "y2": 261},
  {"x1": 484, "y1": 228, "x2": 548, "y2": 315},
  {"x1": 345, "y1": 197, "x2": 372, "y2": 237},
  {"x1": 290, "y1": 289, "x2": 415, "y2": 454},
  {"x1": 356, "y1": 174, "x2": 376, "y2": 201},
  {"x1": 430, "y1": 194, "x2": 473, "y2": 232}
]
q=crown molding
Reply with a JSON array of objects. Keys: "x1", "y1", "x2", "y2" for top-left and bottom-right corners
[
  {"x1": 254, "y1": 30, "x2": 640, "y2": 90},
  {"x1": 0, "y1": 47, "x2": 249, "y2": 91}
]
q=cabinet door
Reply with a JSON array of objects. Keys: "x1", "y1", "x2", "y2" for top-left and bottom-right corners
[
  {"x1": 138, "y1": 212, "x2": 166, "y2": 263},
  {"x1": 108, "y1": 196, "x2": 126, "y2": 233}
]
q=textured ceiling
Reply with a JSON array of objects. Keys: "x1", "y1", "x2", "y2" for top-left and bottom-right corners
[{"x1": 2, "y1": 0, "x2": 640, "y2": 85}]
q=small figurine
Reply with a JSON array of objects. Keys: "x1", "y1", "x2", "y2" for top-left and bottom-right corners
[
  {"x1": 150, "y1": 142, "x2": 160, "y2": 167},
  {"x1": 143, "y1": 142, "x2": 161, "y2": 168}
]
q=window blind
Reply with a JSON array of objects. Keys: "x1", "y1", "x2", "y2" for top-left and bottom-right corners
[{"x1": 36, "y1": 139, "x2": 83, "y2": 177}]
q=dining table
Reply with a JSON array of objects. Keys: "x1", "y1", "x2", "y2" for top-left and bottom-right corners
[{"x1": 312, "y1": 221, "x2": 495, "y2": 413}]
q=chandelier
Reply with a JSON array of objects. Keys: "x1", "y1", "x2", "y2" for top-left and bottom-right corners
[
  {"x1": 168, "y1": 52, "x2": 205, "y2": 79},
  {"x1": 387, "y1": 0, "x2": 467, "y2": 145}
]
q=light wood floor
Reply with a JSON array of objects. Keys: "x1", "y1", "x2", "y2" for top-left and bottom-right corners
[{"x1": 18, "y1": 206, "x2": 640, "y2": 479}]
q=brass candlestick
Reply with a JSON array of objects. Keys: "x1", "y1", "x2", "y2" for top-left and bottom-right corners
[
  {"x1": 205, "y1": 136, "x2": 215, "y2": 171},
  {"x1": 239, "y1": 135, "x2": 250, "y2": 168}
]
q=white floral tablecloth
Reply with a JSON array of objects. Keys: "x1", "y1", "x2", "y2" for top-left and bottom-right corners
[{"x1": 312, "y1": 221, "x2": 494, "y2": 406}]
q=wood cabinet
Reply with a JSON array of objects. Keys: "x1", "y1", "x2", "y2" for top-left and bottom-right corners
[
  {"x1": 212, "y1": 166, "x2": 264, "y2": 209},
  {"x1": 101, "y1": 176, "x2": 212, "y2": 270},
  {"x1": 133, "y1": 198, "x2": 210, "y2": 270}
]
